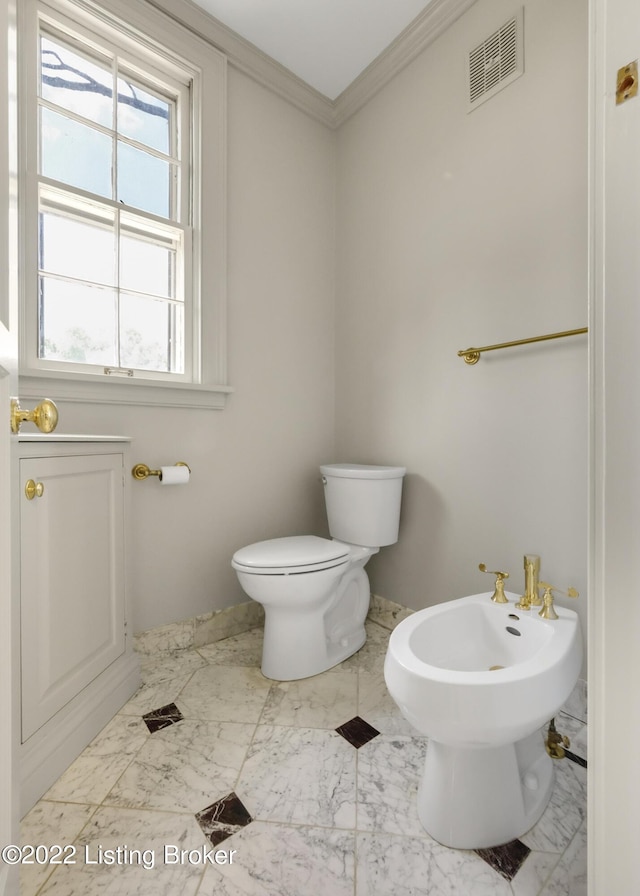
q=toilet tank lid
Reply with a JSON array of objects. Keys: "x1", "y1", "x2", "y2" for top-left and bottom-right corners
[
  {"x1": 320, "y1": 463, "x2": 406, "y2": 479},
  {"x1": 233, "y1": 535, "x2": 350, "y2": 569}
]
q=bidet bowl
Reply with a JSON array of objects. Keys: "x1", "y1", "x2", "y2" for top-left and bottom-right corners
[{"x1": 384, "y1": 592, "x2": 582, "y2": 747}]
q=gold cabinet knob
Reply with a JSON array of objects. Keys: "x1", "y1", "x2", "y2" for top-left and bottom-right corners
[
  {"x1": 10, "y1": 398, "x2": 59, "y2": 434},
  {"x1": 25, "y1": 479, "x2": 45, "y2": 500}
]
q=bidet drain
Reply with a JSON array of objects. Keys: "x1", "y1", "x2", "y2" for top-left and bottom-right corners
[
  {"x1": 489, "y1": 665, "x2": 505, "y2": 671},
  {"x1": 506, "y1": 626, "x2": 521, "y2": 636}
]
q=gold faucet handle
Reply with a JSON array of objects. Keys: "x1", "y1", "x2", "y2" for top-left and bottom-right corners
[
  {"x1": 539, "y1": 582, "x2": 579, "y2": 599},
  {"x1": 538, "y1": 582, "x2": 579, "y2": 620},
  {"x1": 478, "y1": 563, "x2": 510, "y2": 603},
  {"x1": 478, "y1": 563, "x2": 509, "y2": 580}
]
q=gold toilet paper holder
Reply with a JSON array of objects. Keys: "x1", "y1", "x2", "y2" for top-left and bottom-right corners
[{"x1": 132, "y1": 461, "x2": 191, "y2": 481}]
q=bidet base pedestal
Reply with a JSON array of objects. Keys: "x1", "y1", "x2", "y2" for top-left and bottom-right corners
[{"x1": 417, "y1": 731, "x2": 554, "y2": 849}]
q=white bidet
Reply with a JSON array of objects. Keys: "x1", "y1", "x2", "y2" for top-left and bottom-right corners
[{"x1": 383, "y1": 591, "x2": 582, "y2": 848}]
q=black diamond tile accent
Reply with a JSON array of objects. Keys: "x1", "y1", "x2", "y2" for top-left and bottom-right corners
[
  {"x1": 196, "y1": 792, "x2": 252, "y2": 847},
  {"x1": 335, "y1": 716, "x2": 380, "y2": 749},
  {"x1": 475, "y1": 838, "x2": 531, "y2": 882},
  {"x1": 565, "y1": 749, "x2": 587, "y2": 768},
  {"x1": 142, "y1": 702, "x2": 184, "y2": 733}
]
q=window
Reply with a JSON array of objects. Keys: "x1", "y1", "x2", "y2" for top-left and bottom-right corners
[{"x1": 19, "y1": 0, "x2": 230, "y2": 408}]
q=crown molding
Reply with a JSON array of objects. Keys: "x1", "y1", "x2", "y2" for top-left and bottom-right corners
[
  {"x1": 146, "y1": 0, "x2": 335, "y2": 127},
  {"x1": 333, "y1": 0, "x2": 479, "y2": 127},
  {"x1": 147, "y1": 0, "x2": 478, "y2": 129}
]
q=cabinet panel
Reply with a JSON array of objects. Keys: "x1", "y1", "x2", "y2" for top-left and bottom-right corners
[{"x1": 20, "y1": 452, "x2": 125, "y2": 741}]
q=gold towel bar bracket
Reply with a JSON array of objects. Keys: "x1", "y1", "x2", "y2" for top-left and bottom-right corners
[
  {"x1": 458, "y1": 327, "x2": 588, "y2": 365},
  {"x1": 132, "y1": 462, "x2": 191, "y2": 481}
]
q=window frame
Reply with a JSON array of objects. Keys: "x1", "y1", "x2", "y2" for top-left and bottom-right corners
[{"x1": 18, "y1": 0, "x2": 230, "y2": 409}]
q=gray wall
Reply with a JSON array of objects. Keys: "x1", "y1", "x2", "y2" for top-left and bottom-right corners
[
  {"x1": 335, "y1": 0, "x2": 589, "y2": 653},
  {"x1": 58, "y1": 68, "x2": 337, "y2": 633},
  {"x1": 56, "y1": 0, "x2": 589, "y2": 661}
]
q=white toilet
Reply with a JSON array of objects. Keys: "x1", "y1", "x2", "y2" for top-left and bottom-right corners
[{"x1": 232, "y1": 463, "x2": 406, "y2": 680}]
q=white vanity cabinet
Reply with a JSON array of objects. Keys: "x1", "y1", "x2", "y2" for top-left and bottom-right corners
[{"x1": 15, "y1": 435, "x2": 140, "y2": 813}]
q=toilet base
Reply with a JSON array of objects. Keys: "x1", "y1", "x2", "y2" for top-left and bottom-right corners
[
  {"x1": 417, "y1": 729, "x2": 554, "y2": 849},
  {"x1": 260, "y1": 566, "x2": 371, "y2": 681}
]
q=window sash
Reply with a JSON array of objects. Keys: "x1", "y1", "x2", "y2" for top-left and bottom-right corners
[
  {"x1": 37, "y1": 185, "x2": 187, "y2": 376},
  {"x1": 22, "y1": 0, "x2": 198, "y2": 384},
  {"x1": 19, "y1": 0, "x2": 228, "y2": 407}
]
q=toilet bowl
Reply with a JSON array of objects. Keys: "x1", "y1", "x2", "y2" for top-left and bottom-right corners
[
  {"x1": 384, "y1": 591, "x2": 582, "y2": 848},
  {"x1": 232, "y1": 463, "x2": 405, "y2": 681}
]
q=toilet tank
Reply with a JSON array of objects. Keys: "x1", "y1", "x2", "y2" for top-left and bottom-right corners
[{"x1": 320, "y1": 463, "x2": 406, "y2": 547}]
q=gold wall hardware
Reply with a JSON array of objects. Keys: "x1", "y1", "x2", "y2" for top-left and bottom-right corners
[
  {"x1": 458, "y1": 327, "x2": 588, "y2": 365},
  {"x1": 545, "y1": 717, "x2": 570, "y2": 759},
  {"x1": 515, "y1": 554, "x2": 541, "y2": 610},
  {"x1": 538, "y1": 581, "x2": 579, "y2": 620},
  {"x1": 131, "y1": 461, "x2": 191, "y2": 481},
  {"x1": 25, "y1": 479, "x2": 45, "y2": 500},
  {"x1": 616, "y1": 60, "x2": 638, "y2": 105},
  {"x1": 478, "y1": 563, "x2": 510, "y2": 603},
  {"x1": 11, "y1": 398, "x2": 59, "y2": 434}
]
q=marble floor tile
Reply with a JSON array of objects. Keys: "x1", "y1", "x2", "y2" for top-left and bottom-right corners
[
  {"x1": 237, "y1": 725, "x2": 357, "y2": 828},
  {"x1": 36, "y1": 805, "x2": 207, "y2": 896},
  {"x1": 20, "y1": 800, "x2": 96, "y2": 896},
  {"x1": 196, "y1": 628, "x2": 264, "y2": 667},
  {"x1": 119, "y1": 672, "x2": 195, "y2": 717},
  {"x1": 142, "y1": 702, "x2": 184, "y2": 733},
  {"x1": 355, "y1": 621, "x2": 392, "y2": 674},
  {"x1": 177, "y1": 665, "x2": 272, "y2": 723},
  {"x1": 335, "y1": 715, "x2": 380, "y2": 748},
  {"x1": 355, "y1": 832, "x2": 513, "y2": 896},
  {"x1": 103, "y1": 719, "x2": 255, "y2": 814},
  {"x1": 198, "y1": 821, "x2": 356, "y2": 896},
  {"x1": 196, "y1": 791, "x2": 252, "y2": 846},
  {"x1": 24, "y1": 614, "x2": 588, "y2": 896},
  {"x1": 139, "y1": 648, "x2": 208, "y2": 687},
  {"x1": 43, "y1": 715, "x2": 150, "y2": 805},
  {"x1": 260, "y1": 670, "x2": 358, "y2": 729},
  {"x1": 539, "y1": 821, "x2": 587, "y2": 896},
  {"x1": 510, "y1": 850, "x2": 561, "y2": 896},
  {"x1": 356, "y1": 734, "x2": 428, "y2": 837},
  {"x1": 358, "y1": 668, "x2": 417, "y2": 736}
]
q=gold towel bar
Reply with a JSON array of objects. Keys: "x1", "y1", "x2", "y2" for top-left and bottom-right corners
[{"x1": 458, "y1": 327, "x2": 588, "y2": 365}]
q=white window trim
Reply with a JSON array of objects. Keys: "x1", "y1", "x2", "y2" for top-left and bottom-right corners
[{"x1": 18, "y1": 0, "x2": 231, "y2": 409}]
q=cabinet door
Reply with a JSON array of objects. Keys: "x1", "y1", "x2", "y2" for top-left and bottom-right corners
[{"x1": 20, "y1": 453, "x2": 126, "y2": 742}]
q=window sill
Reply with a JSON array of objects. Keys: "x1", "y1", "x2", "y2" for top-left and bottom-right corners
[{"x1": 18, "y1": 371, "x2": 233, "y2": 409}]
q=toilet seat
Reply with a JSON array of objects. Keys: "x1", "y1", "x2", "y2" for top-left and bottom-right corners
[{"x1": 232, "y1": 535, "x2": 351, "y2": 576}]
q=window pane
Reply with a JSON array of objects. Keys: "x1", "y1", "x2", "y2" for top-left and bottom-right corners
[
  {"x1": 40, "y1": 35, "x2": 113, "y2": 128},
  {"x1": 39, "y1": 277, "x2": 117, "y2": 365},
  {"x1": 120, "y1": 233, "x2": 175, "y2": 298},
  {"x1": 41, "y1": 107, "x2": 112, "y2": 198},
  {"x1": 117, "y1": 76, "x2": 171, "y2": 155},
  {"x1": 120, "y1": 293, "x2": 183, "y2": 373},
  {"x1": 40, "y1": 210, "x2": 115, "y2": 286},
  {"x1": 117, "y1": 141, "x2": 171, "y2": 217}
]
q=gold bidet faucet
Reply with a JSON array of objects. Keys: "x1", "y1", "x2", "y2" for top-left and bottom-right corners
[
  {"x1": 478, "y1": 563, "x2": 510, "y2": 604},
  {"x1": 515, "y1": 554, "x2": 541, "y2": 610}
]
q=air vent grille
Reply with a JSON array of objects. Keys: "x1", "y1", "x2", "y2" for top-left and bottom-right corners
[{"x1": 468, "y1": 9, "x2": 523, "y2": 111}]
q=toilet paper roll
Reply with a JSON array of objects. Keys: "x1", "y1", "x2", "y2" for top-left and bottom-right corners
[{"x1": 160, "y1": 465, "x2": 190, "y2": 485}]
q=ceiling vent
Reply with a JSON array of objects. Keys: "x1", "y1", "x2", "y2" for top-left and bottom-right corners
[{"x1": 467, "y1": 9, "x2": 524, "y2": 111}]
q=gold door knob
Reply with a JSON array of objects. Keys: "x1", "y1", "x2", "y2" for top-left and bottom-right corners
[
  {"x1": 25, "y1": 479, "x2": 45, "y2": 500},
  {"x1": 10, "y1": 398, "x2": 59, "y2": 434}
]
